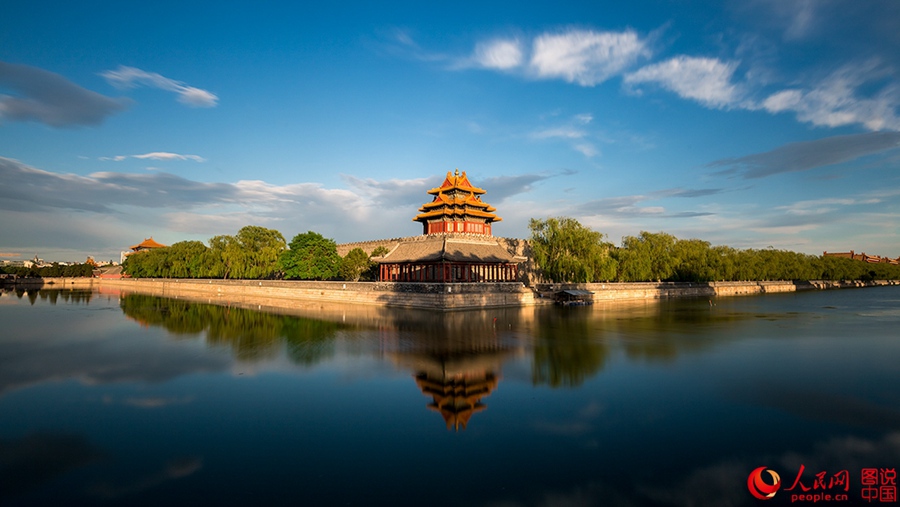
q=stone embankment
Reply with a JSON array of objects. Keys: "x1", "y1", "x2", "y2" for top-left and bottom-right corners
[
  {"x1": 535, "y1": 279, "x2": 899, "y2": 301},
  {"x1": 96, "y1": 278, "x2": 535, "y2": 310},
  {"x1": 3, "y1": 277, "x2": 897, "y2": 311}
]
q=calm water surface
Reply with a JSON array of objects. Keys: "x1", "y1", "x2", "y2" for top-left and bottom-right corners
[{"x1": 1, "y1": 287, "x2": 899, "y2": 506}]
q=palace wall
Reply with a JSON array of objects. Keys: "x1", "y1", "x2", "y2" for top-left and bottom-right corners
[
  {"x1": 5, "y1": 278, "x2": 895, "y2": 311},
  {"x1": 534, "y1": 279, "x2": 899, "y2": 300},
  {"x1": 94, "y1": 278, "x2": 536, "y2": 310}
]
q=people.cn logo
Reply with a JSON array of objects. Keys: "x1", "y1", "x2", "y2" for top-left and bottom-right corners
[{"x1": 748, "y1": 466, "x2": 782, "y2": 500}]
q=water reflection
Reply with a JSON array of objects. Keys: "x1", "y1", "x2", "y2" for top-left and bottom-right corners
[
  {"x1": 531, "y1": 306, "x2": 609, "y2": 387},
  {"x1": 120, "y1": 293, "x2": 528, "y2": 430},
  {"x1": 377, "y1": 309, "x2": 523, "y2": 431},
  {"x1": 3, "y1": 287, "x2": 900, "y2": 506},
  {"x1": 0, "y1": 287, "x2": 94, "y2": 305},
  {"x1": 120, "y1": 294, "x2": 341, "y2": 362}
]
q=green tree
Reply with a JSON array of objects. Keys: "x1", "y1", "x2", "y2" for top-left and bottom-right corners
[
  {"x1": 617, "y1": 231, "x2": 677, "y2": 282},
  {"x1": 166, "y1": 241, "x2": 209, "y2": 278},
  {"x1": 231, "y1": 226, "x2": 286, "y2": 279},
  {"x1": 339, "y1": 247, "x2": 371, "y2": 282},
  {"x1": 280, "y1": 231, "x2": 340, "y2": 280},
  {"x1": 361, "y1": 245, "x2": 390, "y2": 281},
  {"x1": 198, "y1": 227, "x2": 286, "y2": 280},
  {"x1": 199, "y1": 235, "x2": 235, "y2": 278},
  {"x1": 672, "y1": 238, "x2": 715, "y2": 282},
  {"x1": 528, "y1": 217, "x2": 616, "y2": 283}
]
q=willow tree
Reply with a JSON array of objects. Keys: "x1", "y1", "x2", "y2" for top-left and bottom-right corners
[
  {"x1": 200, "y1": 226, "x2": 285, "y2": 279},
  {"x1": 231, "y1": 226, "x2": 287, "y2": 279},
  {"x1": 617, "y1": 231, "x2": 678, "y2": 282},
  {"x1": 528, "y1": 217, "x2": 617, "y2": 283}
]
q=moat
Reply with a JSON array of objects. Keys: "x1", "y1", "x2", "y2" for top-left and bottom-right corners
[{"x1": 1, "y1": 286, "x2": 899, "y2": 506}]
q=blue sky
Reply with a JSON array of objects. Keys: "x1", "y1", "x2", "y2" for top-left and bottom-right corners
[{"x1": 2, "y1": 0, "x2": 899, "y2": 262}]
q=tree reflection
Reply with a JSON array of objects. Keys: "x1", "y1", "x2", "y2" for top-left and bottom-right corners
[
  {"x1": 0, "y1": 289, "x2": 94, "y2": 305},
  {"x1": 120, "y1": 294, "x2": 340, "y2": 363},
  {"x1": 532, "y1": 306, "x2": 609, "y2": 388},
  {"x1": 282, "y1": 318, "x2": 338, "y2": 366}
]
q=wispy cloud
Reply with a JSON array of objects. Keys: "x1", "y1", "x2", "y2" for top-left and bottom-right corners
[
  {"x1": 0, "y1": 157, "x2": 234, "y2": 213},
  {"x1": 655, "y1": 187, "x2": 727, "y2": 198},
  {"x1": 624, "y1": 56, "x2": 744, "y2": 109},
  {"x1": 530, "y1": 127, "x2": 587, "y2": 140},
  {"x1": 480, "y1": 171, "x2": 565, "y2": 202},
  {"x1": 341, "y1": 174, "x2": 438, "y2": 208},
  {"x1": 472, "y1": 38, "x2": 524, "y2": 70},
  {"x1": 459, "y1": 28, "x2": 651, "y2": 85},
  {"x1": 0, "y1": 61, "x2": 129, "y2": 127},
  {"x1": 573, "y1": 143, "x2": 599, "y2": 157},
  {"x1": 529, "y1": 29, "x2": 651, "y2": 85},
  {"x1": 100, "y1": 152, "x2": 206, "y2": 162},
  {"x1": 761, "y1": 61, "x2": 900, "y2": 131},
  {"x1": 530, "y1": 113, "x2": 599, "y2": 157},
  {"x1": 709, "y1": 131, "x2": 900, "y2": 178},
  {"x1": 572, "y1": 193, "x2": 716, "y2": 219},
  {"x1": 101, "y1": 66, "x2": 218, "y2": 108}
]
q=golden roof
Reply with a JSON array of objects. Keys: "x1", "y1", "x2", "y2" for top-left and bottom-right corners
[
  {"x1": 427, "y1": 169, "x2": 486, "y2": 195},
  {"x1": 414, "y1": 169, "x2": 501, "y2": 224},
  {"x1": 129, "y1": 237, "x2": 167, "y2": 251}
]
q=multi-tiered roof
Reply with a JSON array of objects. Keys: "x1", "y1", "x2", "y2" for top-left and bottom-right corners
[
  {"x1": 413, "y1": 169, "x2": 501, "y2": 236},
  {"x1": 377, "y1": 168, "x2": 521, "y2": 282}
]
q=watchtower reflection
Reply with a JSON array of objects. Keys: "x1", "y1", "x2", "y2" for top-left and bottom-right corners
[{"x1": 379, "y1": 308, "x2": 525, "y2": 431}]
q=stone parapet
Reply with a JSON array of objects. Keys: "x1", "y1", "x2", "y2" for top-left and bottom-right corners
[
  {"x1": 96, "y1": 278, "x2": 535, "y2": 310},
  {"x1": 535, "y1": 280, "x2": 899, "y2": 300}
]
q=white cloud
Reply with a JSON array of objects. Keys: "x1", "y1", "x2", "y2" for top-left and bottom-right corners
[
  {"x1": 473, "y1": 38, "x2": 524, "y2": 70},
  {"x1": 0, "y1": 61, "x2": 128, "y2": 127},
  {"x1": 134, "y1": 152, "x2": 205, "y2": 162},
  {"x1": 624, "y1": 56, "x2": 743, "y2": 109},
  {"x1": 761, "y1": 63, "x2": 900, "y2": 131},
  {"x1": 101, "y1": 66, "x2": 218, "y2": 108},
  {"x1": 530, "y1": 29, "x2": 651, "y2": 86},
  {"x1": 573, "y1": 143, "x2": 599, "y2": 157},
  {"x1": 101, "y1": 152, "x2": 206, "y2": 162},
  {"x1": 530, "y1": 127, "x2": 587, "y2": 140}
]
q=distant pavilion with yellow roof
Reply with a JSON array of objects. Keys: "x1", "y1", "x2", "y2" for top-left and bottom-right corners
[
  {"x1": 129, "y1": 237, "x2": 167, "y2": 253},
  {"x1": 120, "y1": 237, "x2": 167, "y2": 264},
  {"x1": 377, "y1": 169, "x2": 521, "y2": 282}
]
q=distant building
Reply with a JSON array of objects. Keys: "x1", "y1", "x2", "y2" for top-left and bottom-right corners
[
  {"x1": 121, "y1": 237, "x2": 167, "y2": 264},
  {"x1": 377, "y1": 169, "x2": 522, "y2": 282},
  {"x1": 95, "y1": 265, "x2": 127, "y2": 279},
  {"x1": 823, "y1": 250, "x2": 900, "y2": 265}
]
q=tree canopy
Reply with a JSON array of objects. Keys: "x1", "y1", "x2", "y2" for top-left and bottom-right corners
[
  {"x1": 528, "y1": 217, "x2": 900, "y2": 283},
  {"x1": 280, "y1": 231, "x2": 341, "y2": 280},
  {"x1": 528, "y1": 217, "x2": 617, "y2": 283},
  {"x1": 112, "y1": 220, "x2": 900, "y2": 283},
  {"x1": 339, "y1": 247, "x2": 371, "y2": 282},
  {"x1": 123, "y1": 226, "x2": 285, "y2": 279}
]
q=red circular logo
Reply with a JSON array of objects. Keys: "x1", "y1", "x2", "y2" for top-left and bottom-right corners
[{"x1": 748, "y1": 466, "x2": 781, "y2": 500}]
